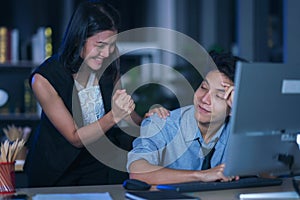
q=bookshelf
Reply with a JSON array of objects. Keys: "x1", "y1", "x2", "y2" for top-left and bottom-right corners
[{"x1": 0, "y1": 62, "x2": 40, "y2": 140}]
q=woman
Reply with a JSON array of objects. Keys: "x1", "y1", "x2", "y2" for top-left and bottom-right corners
[{"x1": 24, "y1": 1, "x2": 168, "y2": 187}]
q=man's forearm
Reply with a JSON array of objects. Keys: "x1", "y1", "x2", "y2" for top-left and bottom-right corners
[{"x1": 129, "y1": 159, "x2": 200, "y2": 185}]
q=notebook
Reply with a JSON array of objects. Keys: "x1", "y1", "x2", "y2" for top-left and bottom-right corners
[{"x1": 125, "y1": 190, "x2": 199, "y2": 200}]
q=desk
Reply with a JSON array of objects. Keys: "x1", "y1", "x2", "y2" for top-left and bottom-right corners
[{"x1": 11, "y1": 178, "x2": 297, "y2": 200}]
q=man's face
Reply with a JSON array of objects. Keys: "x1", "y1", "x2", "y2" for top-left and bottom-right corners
[{"x1": 193, "y1": 70, "x2": 232, "y2": 126}]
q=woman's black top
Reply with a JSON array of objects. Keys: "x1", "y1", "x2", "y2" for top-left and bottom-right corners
[{"x1": 24, "y1": 54, "x2": 131, "y2": 187}]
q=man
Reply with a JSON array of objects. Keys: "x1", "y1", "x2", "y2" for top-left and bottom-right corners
[{"x1": 127, "y1": 51, "x2": 245, "y2": 184}]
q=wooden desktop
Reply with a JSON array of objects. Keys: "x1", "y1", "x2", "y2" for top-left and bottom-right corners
[{"x1": 5, "y1": 177, "x2": 297, "y2": 200}]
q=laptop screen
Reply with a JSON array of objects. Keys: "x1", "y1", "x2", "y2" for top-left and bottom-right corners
[{"x1": 224, "y1": 62, "x2": 300, "y2": 177}]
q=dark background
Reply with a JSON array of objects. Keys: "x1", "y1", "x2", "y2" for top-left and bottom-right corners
[
  {"x1": 0, "y1": 0, "x2": 293, "y2": 120},
  {"x1": 0, "y1": 0, "x2": 285, "y2": 62},
  {"x1": 0, "y1": 0, "x2": 298, "y2": 188}
]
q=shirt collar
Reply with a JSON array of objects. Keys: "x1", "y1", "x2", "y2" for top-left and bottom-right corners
[
  {"x1": 184, "y1": 117, "x2": 200, "y2": 142},
  {"x1": 184, "y1": 118, "x2": 226, "y2": 145}
]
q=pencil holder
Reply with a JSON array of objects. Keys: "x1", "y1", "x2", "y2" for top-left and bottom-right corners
[{"x1": 0, "y1": 162, "x2": 15, "y2": 194}]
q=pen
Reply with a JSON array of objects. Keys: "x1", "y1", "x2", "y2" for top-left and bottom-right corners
[{"x1": 156, "y1": 185, "x2": 179, "y2": 192}]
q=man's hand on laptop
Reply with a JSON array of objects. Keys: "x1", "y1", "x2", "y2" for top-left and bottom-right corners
[{"x1": 199, "y1": 164, "x2": 239, "y2": 182}]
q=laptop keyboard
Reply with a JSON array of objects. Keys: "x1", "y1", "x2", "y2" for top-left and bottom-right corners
[{"x1": 156, "y1": 177, "x2": 283, "y2": 192}]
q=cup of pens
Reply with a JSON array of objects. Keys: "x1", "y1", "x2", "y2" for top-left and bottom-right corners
[
  {"x1": 0, "y1": 161, "x2": 15, "y2": 194},
  {"x1": 0, "y1": 139, "x2": 25, "y2": 194}
]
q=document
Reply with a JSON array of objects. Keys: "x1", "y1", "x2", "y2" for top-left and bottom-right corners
[{"x1": 32, "y1": 192, "x2": 113, "y2": 200}]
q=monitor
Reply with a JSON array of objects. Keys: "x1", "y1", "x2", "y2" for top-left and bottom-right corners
[{"x1": 224, "y1": 62, "x2": 300, "y2": 177}]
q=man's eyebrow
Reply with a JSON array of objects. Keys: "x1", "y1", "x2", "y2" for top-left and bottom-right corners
[
  {"x1": 95, "y1": 41, "x2": 109, "y2": 45},
  {"x1": 203, "y1": 79, "x2": 208, "y2": 84},
  {"x1": 204, "y1": 79, "x2": 225, "y2": 92}
]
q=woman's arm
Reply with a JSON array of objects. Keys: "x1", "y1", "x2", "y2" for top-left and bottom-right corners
[
  {"x1": 32, "y1": 74, "x2": 134, "y2": 148},
  {"x1": 113, "y1": 78, "x2": 170, "y2": 125},
  {"x1": 125, "y1": 107, "x2": 170, "y2": 126}
]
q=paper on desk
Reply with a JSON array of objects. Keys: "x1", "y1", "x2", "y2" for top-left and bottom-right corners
[{"x1": 32, "y1": 192, "x2": 113, "y2": 200}]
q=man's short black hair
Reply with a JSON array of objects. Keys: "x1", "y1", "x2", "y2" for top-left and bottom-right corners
[{"x1": 209, "y1": 50, "x2": 248, "y2": 83}]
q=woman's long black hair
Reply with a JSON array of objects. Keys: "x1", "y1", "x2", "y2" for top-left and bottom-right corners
[{"x1": 58, "y1": 1, "x2": 120, "y2": 80}]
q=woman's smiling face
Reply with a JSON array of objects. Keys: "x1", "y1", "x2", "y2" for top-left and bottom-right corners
[{"x1": 81, "y1": 30, "x2": 117, "y2": 71}]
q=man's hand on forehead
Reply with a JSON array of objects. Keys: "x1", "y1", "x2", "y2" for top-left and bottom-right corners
[{"x1": 221, "y1": 82, "x2": 234, "y2": 108}]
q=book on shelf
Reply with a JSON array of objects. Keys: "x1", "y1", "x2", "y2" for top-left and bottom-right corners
[
  {"x1": 0, "y1": 26, "x2": 52, "y2": 64},
  {"x1": 10, "y1": 29, "x2": 19, "y2": 63},
  {"x1": 24, "y1": 79, "x2": 38, "y2": 114},
  {"x1": 0, "y1": 27, "x2": 19, "y2": 63},
  {"x1": 32, "y1": 27, "x2": 52, "y2": 64},
  {"x1": 0, "y1": 27, "x2": 8, "y2": 63}
]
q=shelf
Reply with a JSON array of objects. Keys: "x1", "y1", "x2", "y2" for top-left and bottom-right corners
[
  {"x1": 0, "y1": 114, "x2": 40, "y2": 140},
  {"x1": 0, "y1": 113, "x2": 40, "y2": 121},
  {"x1": 0, "y1": 62, "x2": 37, "y2": 116},
  {"x1": 0, "y1": 61, "x2": 37, "y2": 68}
]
